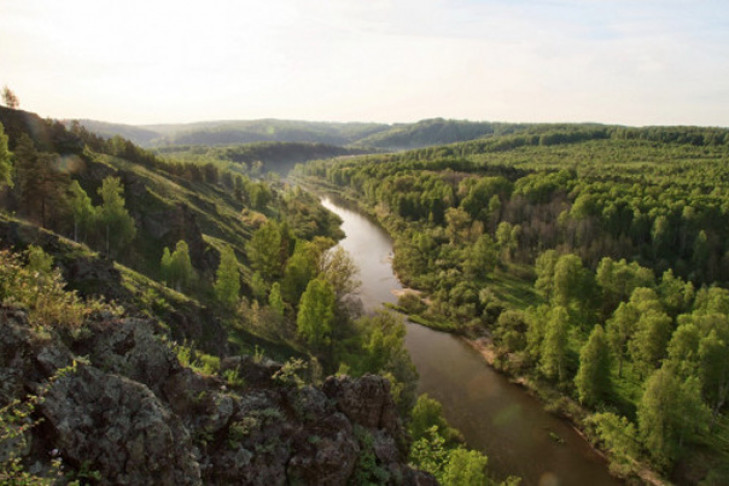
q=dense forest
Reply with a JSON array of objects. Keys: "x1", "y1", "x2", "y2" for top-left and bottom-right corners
[
  {"x1": 294, "y1": 124, "x2": 729, "y2": 484},
  {"x1": 0, "y1": 105, "x2": 515, "y2": 484}
]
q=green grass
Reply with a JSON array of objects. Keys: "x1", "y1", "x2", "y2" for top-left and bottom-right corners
[{"x1": 487, "y1": 265, "x2": 542, "y2": 309}]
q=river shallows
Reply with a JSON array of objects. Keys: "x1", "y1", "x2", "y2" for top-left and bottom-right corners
[{"x1": 321, "y1": 197, "x2": 621, "y2": 486}]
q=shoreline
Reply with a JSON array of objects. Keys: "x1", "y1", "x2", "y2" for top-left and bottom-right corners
[{"x1": 462, "y1": 334, "x2": 666, "y2": 486}]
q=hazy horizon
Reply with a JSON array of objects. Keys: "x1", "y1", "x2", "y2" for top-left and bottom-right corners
[{"x1": 3, "y1": 0, "x2": 729, "y2": 128}]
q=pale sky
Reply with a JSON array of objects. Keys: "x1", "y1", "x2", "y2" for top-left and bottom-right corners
[{"x1": 2, "y1": 0, "x2": 729, "y2": 127}]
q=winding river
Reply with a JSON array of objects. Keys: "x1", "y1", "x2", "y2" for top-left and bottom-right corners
[{"x1": 321, "y1": 197, "x2": 621, "y2": 486}]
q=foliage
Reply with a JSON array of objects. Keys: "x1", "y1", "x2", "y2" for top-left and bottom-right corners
[
  {"x1": 295, "y1": 124, "x2": 729, "y2": 479},
  {"x1": 1, "y1": 85, "x2": 19, "y2": 109},
  {"x1": 296, "y1": 278, "x2": 335, "y2": 351},
  {"x1": 97, "y1": 176, "x2": 136, "y2": 257},
  {"x1": 637, "y1": 366, "x2": 710, "y2": 468},
  {"x1": 213, "y1": 244, "x2": 241, "y2": 309},
  {"x1": 574, "y1": 325, "x2": 611, "y2": 406},
  {"x1": 161, "y1": 240, "x2": 195, "y2": 292},
  {"x1": 0, "y1": 247, "x2": 116, "y2": 329},
  {"x1": 0, "y1": 122, "x2": 13, "y2": 188}
]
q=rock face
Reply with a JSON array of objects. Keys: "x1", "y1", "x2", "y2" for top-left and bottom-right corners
[{"x1": 0, "y1": 307, "x2": 433, "y2": 485}]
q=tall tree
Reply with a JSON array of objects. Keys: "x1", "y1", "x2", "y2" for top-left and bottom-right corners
[
  {"x1": 97, "y1": 176, "x2": 136, "y2": 257},
  {"x1": 606, "y1": 302, "x2": 639, "y2": 377},
  {"x1": 247, "y1": 220, "x2": 283, "y2": 281},
  {"x1": 540, "y1": 305, "x2": 571, "y2": 384},
  {"x1": 281, "y1": 240, "x2": 319, "y2": 305},
  {"x1": 161, "y1": 240, "x2": 195, "y2": 292},
  {"x1": 68, "y1": 180, "x2": 97, "y2": 242},
  {"x1": 268, "y1": 282, "x2": 285, "y2": 316},
  {"x1": 575, "y1": 325, "x2": 612, "y2": 406},
  {"x1": 296, "y1": 278, "x2": 335, "y2": 351},
  {"x1": 0, "y1": 122, "x2": 13, "y2": 188},
  {"x1": 637, "y1": 367, "x2": 709, "y2": 467},
  {"x1": 213, "y1": 245, "x2": 241, "y2": 309},
  {"x1": 628, "y1": 310, "x2": 673, "y2": 378},
  {"x1": 1, "y1": 86, "x2": 19, "y2": 109},
  {"x1": 14, "y1": 134, "x2": 67, "y2": 228}
]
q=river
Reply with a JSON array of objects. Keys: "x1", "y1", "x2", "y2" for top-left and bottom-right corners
[{"x1": 320, "y1": 197, "x2": 621, "y2": 486}]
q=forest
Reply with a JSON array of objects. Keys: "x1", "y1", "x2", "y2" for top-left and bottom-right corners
[
  {"x1": 293, "y1": 124, "x2": 729, "y2": 484},
  {"x1": 0, "y1": 105, "x2": 513, "y2": 484}
]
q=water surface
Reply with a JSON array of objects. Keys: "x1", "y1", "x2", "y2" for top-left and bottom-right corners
[{"x1": 321, "y1": 197, "x2": 620, "y2": 486}]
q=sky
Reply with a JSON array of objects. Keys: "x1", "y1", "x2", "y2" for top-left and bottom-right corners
[{"x1": 2, "y1": 0, "x2": 729, "y2": 127}]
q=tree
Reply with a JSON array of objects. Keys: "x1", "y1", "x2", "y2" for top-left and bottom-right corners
[
  {"x1": 268, "y1": 282, "x2": 285, "y2": 316},
  {"x1": 540, "y1": 305, "x2": 571, "y2": 384},
  {"x1": 353, "y1": 311, "x2": 418, "y2": 413},
  {"x1": 595, "y1": 257, "x2": 653, "y2": 318},
  {"x1": 441, "y1": 448, "x2": 489, "y2": 486},
  {"x1": 247, "y1": 220, "x2": 283, "y2": 281},
  {"x1": 13, "y1": 134, "x2": 68, "y2": 228},
  {"x1": 2, "y1": 86, "x2": 19, "y2": 109},
  {"x1": 698, "y1": 329, "x2": 729, "y2": 419},
  {"x1": 296, "y1": 278, "x2": 335, "y2": 351},
  {"x1": 97, "y1": 176, "x2": 136, "y2": 257},
  {"x1": 575, "y1": 325, "x2": 612, "y2": 406},
  {"x1": 628, "y1": 310, "x2": 673, "y2": 378},
  {"x1": 318, "y1": 246, "x2": 361, "y2": 303},
  {"x1": 463, "y1": 233, "x2": 498, "y2": 277},
  {"x1": 606, "y1": 302, "x2": 639, "y2": 377},
  {"x1": 213, "y1": 245, "x2": 240, "y2": 309},
  {"x1": 409, "y1": 394, "x2": 456, "y2": 442},
  {"x1": 535, "y1": 249, "x2": 559, "y2": 300},
  {"x1": 637, "y1": 367, "x2": 709, "y2": 467},
  {"x1": 68, "y1": 180, "x2": 97, "y2": 242},
  {"x1": 281, "y1": 240, "x2": 319, "y2": 305},
  {"x1": 161, "y1": 240, "x2": 195, "y2": 292},
  {"x1": 552, "y1": 254, "x2": 595, "y2": 323},
  {"x1": 495, "y1": 221, "x2": 519, "y2": 261},
  {"x1": 0, "y1": 122, "x2": 13, "y2": 188}
]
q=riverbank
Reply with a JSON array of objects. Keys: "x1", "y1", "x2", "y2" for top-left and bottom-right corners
[
  {"x1": 309, "y1": 182, "x2": 665, "y2": 485},
  {"x1": 463, "y1": 335, "x2": 667, "y2": 486},
  {"x1": 316, "y1": 189, "x2": 630, "y2": 485}
]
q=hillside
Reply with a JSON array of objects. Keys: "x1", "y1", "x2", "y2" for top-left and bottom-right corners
[
  {"x1": 155, "y1": 141, "x2": 373, "y2": 177},
  {"x1": 72, "y1": 117, "x2": 540, "y2": 152},
  {"x1": 0, "y1": 107, "x2": 503, "y2": 484},
  {"x1": 293, "y1": 124, "x2": 729, "y2": 484}
]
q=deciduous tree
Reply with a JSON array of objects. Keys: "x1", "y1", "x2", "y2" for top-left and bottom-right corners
[
  {"x1": 213, "y1": 245, "x2": 240, "y2": 308},
  {"x1": 296, "y1": 278, "x2": 335, "y2": 351},
  {"x1": 97, "y1": 176, "x2": 136, "y2": 257},
  {"x1": 575, "y1": 325, "x2": 612, "y2": 406}
]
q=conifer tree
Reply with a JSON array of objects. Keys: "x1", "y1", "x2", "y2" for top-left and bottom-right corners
[{"x1": 14, "y1": 134, "x2": 67, "y2": 228}]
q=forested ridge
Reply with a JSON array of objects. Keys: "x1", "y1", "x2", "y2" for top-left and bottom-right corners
[{"x1": 294, "y1": 124, "x2": 729, "y2": 484}]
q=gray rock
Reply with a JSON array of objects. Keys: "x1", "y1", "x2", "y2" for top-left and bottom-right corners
[{"x1": 41, "y1": 365, "x2": 202, "y2": 486}]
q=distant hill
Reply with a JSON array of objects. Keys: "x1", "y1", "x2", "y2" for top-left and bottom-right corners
[
  {"x1": 156, "y1": 141, "x2": 374, "y2": 176},
  {"x1": 71, "y1": 117, "x2": 536, "y2": 151},
  {"x1": 66, "y1": 119, "x2": 161, "y2": 146}
]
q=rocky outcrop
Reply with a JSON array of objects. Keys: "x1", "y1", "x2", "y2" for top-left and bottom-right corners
[{"x1": 0, "y1": 307, "x2": 433, "y2": 485}]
